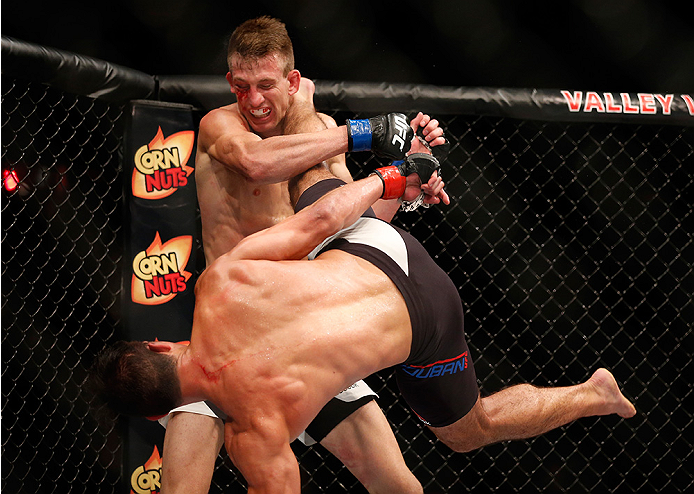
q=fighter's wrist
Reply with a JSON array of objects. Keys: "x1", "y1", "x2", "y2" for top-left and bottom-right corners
[
  {"x1": 346, "y1": 119, "x2": 372, "y2": 152},
  {"x1": 371, "y1": 165, "x2": 406, "y2": 200}
]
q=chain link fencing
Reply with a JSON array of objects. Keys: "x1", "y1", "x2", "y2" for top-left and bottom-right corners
[{"x1": 2, "y1": 49, "x2": 693, "y2": 493}]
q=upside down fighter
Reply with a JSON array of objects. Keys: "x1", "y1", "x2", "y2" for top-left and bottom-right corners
[
  {"x1": 92, "y1": 155, "x2": 636, "y2": 494},
  {"x1": 164, "y1": 15, "x2": 446, "y2": 494}
]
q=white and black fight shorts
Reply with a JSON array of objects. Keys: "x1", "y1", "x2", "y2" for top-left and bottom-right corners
[
  {"x1": 160, "y1": 379, "x2": 377, "y2": 446},
  {"x1": 297, "y1": 178, "x2": 480, "y2": 428}
]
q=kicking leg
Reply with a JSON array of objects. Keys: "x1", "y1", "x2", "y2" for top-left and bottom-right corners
[{"x1": 431, "y1": 368, "x2": 636, "y2": 453}]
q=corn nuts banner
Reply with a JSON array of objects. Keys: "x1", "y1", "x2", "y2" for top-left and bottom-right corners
[{"x1": 121, "y1": 100, "x2": 198, "y2": 494}]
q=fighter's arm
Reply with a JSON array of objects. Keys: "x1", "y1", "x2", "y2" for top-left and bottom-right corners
[
  {"x1": 316, "y1": 113, "x2": 352, "y2": 183},
  {"x1": 198, "y1": 107, "x2": 349, "y2": 185},
  {"x1": 225, "y1": 421, "x2": 300, "y2": 494},
  {"x1": 226, "y1": 161, "x2": 447, "y2": 263},
  {"x1": 226, "y1": 175, "x2": 385, "y2": 262}
]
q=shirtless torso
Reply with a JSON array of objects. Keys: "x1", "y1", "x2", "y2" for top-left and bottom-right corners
[
  {"x1": 189, "y1": 249, "x2": 412, "y2": 440},
  {"x1": 195, "y1": 99, "x2": 351, "y2": 263}
]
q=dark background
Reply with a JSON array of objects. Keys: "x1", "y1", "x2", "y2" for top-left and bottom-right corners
[
  {"x1": 3, "y1": 1, "x2": 693, "y2": 493},
  {"x1": 3, "y1": 0, "x2": 694, "y2": 92}
]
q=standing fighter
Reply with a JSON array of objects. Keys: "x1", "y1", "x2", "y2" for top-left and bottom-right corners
[
  {"x1": 92, "y1": 151, "x2": 636, "y2": 493},
  {"x1": 159, "y1": 16, "x2": 443, "y2": 494}
]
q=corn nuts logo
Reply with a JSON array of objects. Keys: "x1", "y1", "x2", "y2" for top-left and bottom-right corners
[
  {"x1": 131, "y1": 232, "x2": 193, "y2": 305},
  {"x1": 132, "y1": 127, "x2": 195, "y2": 199},
  {"x1": 130, "y1": 446, "x2": 162, "y2": 494}
]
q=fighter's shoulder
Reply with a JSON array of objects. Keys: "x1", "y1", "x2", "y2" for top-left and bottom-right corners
[
  {"x1": 316, "y1": 112, "x2": 338, "y2": 129},
  {"x1": 199, "y1": 104, "x2": 247, "y2": 135},
  {"x1": 200, "y1": 253, "x2": 257, "y2": 292}
]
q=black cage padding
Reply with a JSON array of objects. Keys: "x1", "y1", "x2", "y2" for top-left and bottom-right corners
[{"x1": 4, "y1": 36, "x2": 692, "y2": 124}]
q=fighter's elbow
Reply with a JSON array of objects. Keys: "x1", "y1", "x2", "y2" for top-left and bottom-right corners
[
  {"x1": 214, "y1": 139, "x2": 266, "y2": 183},
  {"x1": 219, "y1": 148, "x2": 258, "y2": 183},
  {"x1": 238, "y1": 154, "x2": 280, "y2": 184},
  {"x1": 237, "y1": 161, "x2": 268, "y2": 183},
  {"x1": 307, "y1": 200, "x2": 342, "y2": 238}
]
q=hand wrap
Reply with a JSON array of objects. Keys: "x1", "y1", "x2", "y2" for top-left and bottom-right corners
[
  {"x1": 347, "y1": 113, "x2": 414, "y2": 159},
  {"x1": 416, "y1": 126, "x2": 451, "y2": 162},
  {"x1": 371, "y1": 165, "x2": 407, "y2": 200},
  {"x1": 397, "y1": 153, "x2": 441, "y2": 184},
  {"x1": 371, "y1": 153, "x2": 441, "y2": 200}
]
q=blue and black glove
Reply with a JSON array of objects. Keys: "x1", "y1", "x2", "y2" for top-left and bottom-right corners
[{"x1": 347, "y1": 113, "x2": 414, "y2": 160}]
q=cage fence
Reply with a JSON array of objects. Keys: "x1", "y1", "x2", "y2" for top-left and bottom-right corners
[{"x1": 2, "y1": 39, "x2": 693, "y2": 494}]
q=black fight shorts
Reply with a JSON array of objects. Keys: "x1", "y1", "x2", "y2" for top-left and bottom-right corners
[{"x1": 297, "y1": 178, "x2": 480, "y2": 428}]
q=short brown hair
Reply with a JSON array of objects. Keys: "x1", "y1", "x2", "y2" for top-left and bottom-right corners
[
  {"x1": 227, "y1": 16, "x2": 295, "y2": 76},
  {"x1": 89, "y1": 341, "x2": 181, "y2": 417}
]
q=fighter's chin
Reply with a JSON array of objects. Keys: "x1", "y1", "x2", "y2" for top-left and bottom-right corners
[{"x1": 246, "y1": 111, "x2": 274, "y2": 132}]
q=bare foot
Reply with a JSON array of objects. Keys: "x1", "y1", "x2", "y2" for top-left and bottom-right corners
[{"x1": 588, "y1": 368, "x2": 636, "y2": 418}]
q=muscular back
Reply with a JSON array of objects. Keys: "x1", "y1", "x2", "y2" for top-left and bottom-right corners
[{"x1": 190, "y1": 250, "x2": 412, "y2": 439}]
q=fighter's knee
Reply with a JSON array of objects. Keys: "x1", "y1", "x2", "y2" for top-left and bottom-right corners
[
  {"x1": 433, "y1": 430, "x2": 479, "y2": 453},
  {"x1": 431, "y1": 398, "x2": 492, "y2": 453},
  {"x1": 431, "y1": 420, "x2": 478, "y2": 452},
  {"x1": 357, "y1": 461, "x2": 422, "y2": 494}
]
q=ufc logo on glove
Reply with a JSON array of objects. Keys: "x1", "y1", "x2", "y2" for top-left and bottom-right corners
[
  {"x1": 390, "y1": 114, "x2": 410, "y2": 152},
  {"x1": 347, "y1": 113, "x2": 414, "y2": 159}
]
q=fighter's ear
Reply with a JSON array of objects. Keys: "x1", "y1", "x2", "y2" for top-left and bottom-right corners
[
  {"x1": 146, "y1": 341, "x2": 174, "y2": 353},
  {"x1": 226, "y1": 72, "x2": 235, "y2": 93},
  {"x1": 287, "y1": 69, "x2": 301, "y2": 95}
]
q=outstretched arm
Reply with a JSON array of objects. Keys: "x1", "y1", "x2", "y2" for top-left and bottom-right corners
[
  {"x1": 227, "y1": 174, "x2": 385, "y2": 262},
  {"x1": 198, "y1": 81, "x2": 413, "y2": 186},
  {"x1": 227, "y1": 159, "x2": 448, "y2": 263}
]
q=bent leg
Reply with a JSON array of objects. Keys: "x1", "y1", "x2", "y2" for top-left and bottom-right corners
[
  {"x1": 431, "y1": 368, "x2": 636, "y2": 453},
  {"x1": 320, "y1": 400, "x2": 422, "y2": 494},
  {"x1": 161, "y1": 412, "x2": 224, "y2": 494}
]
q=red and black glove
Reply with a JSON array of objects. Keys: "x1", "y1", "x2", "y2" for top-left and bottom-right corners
[{"x1": 371, "y1": 153, "x2": 441, "y2": 200}]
